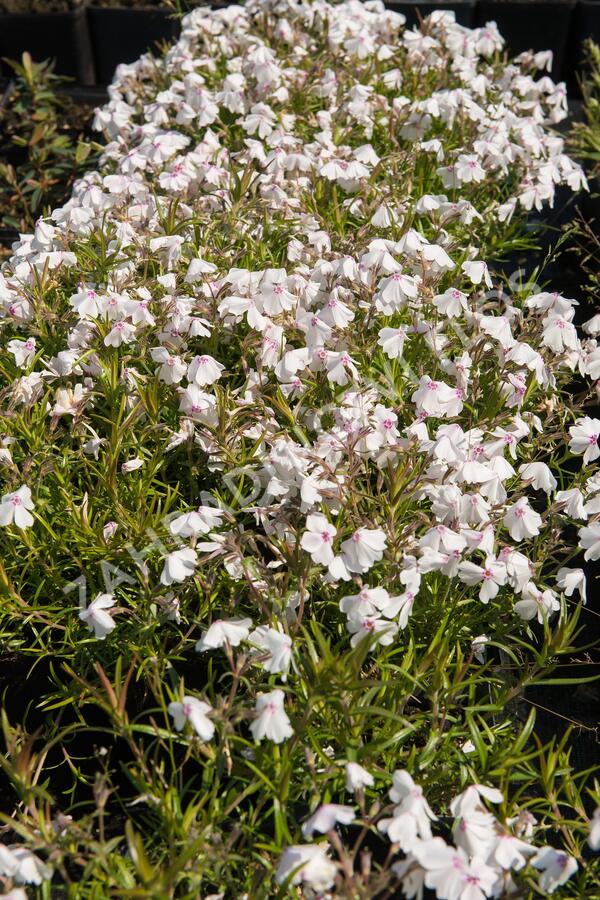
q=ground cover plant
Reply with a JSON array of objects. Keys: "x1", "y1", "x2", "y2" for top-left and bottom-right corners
[{"x1": 0, "y1": 1, "x2": 599, "y2": 896}]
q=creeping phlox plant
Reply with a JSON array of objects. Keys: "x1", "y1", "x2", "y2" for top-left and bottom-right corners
[{"x1": 0, "y1": 0, "x2": 598, "y2": 895}]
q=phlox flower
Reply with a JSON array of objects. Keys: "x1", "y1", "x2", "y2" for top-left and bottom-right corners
[
  {"x1": 569, "y1": 416, "x2": 600, "y2": 464},
  {"x1": 121, "y1": 457, "x2": 144, "y2": 473},
  {"x1": 160, "y1": 548, "x2": 198, "y2": 585},
  {"x1": 458, "y1": 555, "x2": 507, "y2": 603},
  {"x1": 378, "y1": 771, "x2": 437, "y2": 851},
  {"x1": 377, "y1": 326, "x2": 408, "y2": 359},
  {"x1": 433, "y1": 287, "x2": 469, "y2": 318},
  {"x1": 489, "y1": 831, "x2": 535, "y2": 871},
  {"x1": 302, "y1": 804, "x2": 355, "y2": 838},
  {"x1": 196, "y1": 617, "x2": 252, "y2": 651},
  {"x1": 0, "y1": 485, "x2": 34, "y2": 529},
  {"x1": 341, "y1": 527, "x2": 387, "y2": 573},
  {"x1": 555, "y1": 567, "x2": 586, "y2": 602},
  {"x1": 4, "y1": 847, "x2": 51, "y2": 885},
  {"x1": 455, "y1": 154, "x2": 486, "y2": 184},
  {"x1": 248, "y1": 625, "x2": 292, "y2": 678},
  {"x1": 542, "y1": 313, "x2": 578, "y2": 352},
  {"x1": 7, "y1": 338, "x2": 36, "y2": 369},
  {"x1": 578, "y1": 523, "x2": 600, "y2": 561},
  {"x1": 532, "y1": 847, "x2": 578, "y2": 894},
  {"x1": 168, "y1": 696, "x2": 214, "y2": 741},
  {"x1": 51, "y1": 384, "x2": 86, "y2": 418},
  {"x1": 519, "y1": 462, "x2": 557, "y2": 494},
  {"x1": 150, "y1": 347, "x2": 187, "y2": 384},
  {"x1": 187, "y1": 354, "x2": 225, "y2": 386},
  {"x1": 250, "y1": 689, "x2": 293, "y2": 744},
  {"x1": 345, "y1": 762, "x2": 374, "y2": 793},
  {"x1": 169, "y1": 506, "x2": 224, "y2": 537},
  {"x1": 300, "y1": 513, "x2": 337, "y2": 566},
  {"x1": 178, "y1": 385, "x2": 218, "y2": 423},
  {"x1": 339, "y1": 585, "x2": 396, "y2": 618},
  {"x1": 276, "y1": 844, "x2": 337, "y2": 891},
  {"x1": 514, "y1": 582, "x2": 560, "y2": 622},
  {"x1": 78, "y1": 593, "x2": 116, "y2": 639},
  {"x1": 503, "y1": 498, "x2": 542, "y2": 541},
  {"x1": 461, "y1": 259, "x2": 492, "y2": 289},
  {"x1": 411, "y1": 376, "x2": 457, "y2": 417},
  {"x1": 347, "y1": 612, "x2": 398, "y2": 648},
  {"x1": 413, "y1": 838, "x2": 498, "y2": 900},
  {"x1": 104, "y1": 321, "x2": 137, "y2": 347}
]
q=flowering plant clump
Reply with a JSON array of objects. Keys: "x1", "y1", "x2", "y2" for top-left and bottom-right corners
[{"x1": 0, "y1": 0, "x2": 598, "y2": 895}]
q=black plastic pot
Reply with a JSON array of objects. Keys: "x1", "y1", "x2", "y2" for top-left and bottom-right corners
[
  {"x1": 0, "y1": 3, "x2": 94, "y2": 86},
  {"x1": 385, "y1": 0, "x2": 475, "y2": 27},
  {"x1": 475, "y1": 1, "x2": 575, "y2": 83},
  {"x1": 88, "y1": 6, "x2": 180, "y2": 85}
]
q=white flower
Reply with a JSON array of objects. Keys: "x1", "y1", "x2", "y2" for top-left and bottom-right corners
[
  {"x1": 578, "y1": 523, "x2": 600, "y2": 561},
  {"x1": 542, "y1": 314, "x2": 578, "y2": 352},
  {"x1": 51, "y1": 384, "x2": 86, "y2": 418},
  {"x1": 341, "y1": 527, "x2": 387, "y2": 573},
  {"x1": 532, "y1": 847, "x2": 578, "y2": 894},
  {"x1": 569, "y1": 416, "x2": 600, "y2": 464},
  {"x1": 433, "y1": 287, "x2": 468, "y2": 318},
  {"x1": 347, "y1": 613, "x2": 398, "y2": 648},
  {"x1": 302, "y1": 804, "x2": 355, "y2": 838},
  {"x1": 104, "y1": 321, "x2": 137, "y2": 347},
  {"x1": 490, "y1": 831, "x2": 535, "y2": 871},
  {"x1": 300, "y1": 513, "x2": 337, "y2": 566},
  {"x1": 514, "y1": 582, "x2": 560, "y2": 622},
  {"x1": 0, "y1": 844, "x2": 19, "y2": 878},
  {"x1": 168, "y1": 696, "x2": 214, "y2": 741},
  {"x1": 377, "y1": 326, "x2": 408, "y2": 359},
  {"x1": 519, "y1": 462, "x2": 557, "y2": 494},
  {"x1": 7, "y1": 338, "x2": 36, "y2": 369},
  {"x1": 250, "y1": 689, "x2": 293, "y2": 744},
  {"x1": 196, "y1": 617, "x2": 252, "y2": 651},
  {"x1": 160, "y1": 548, "x2": 198, "y2": 585},
  {"x1": 169, "y1": 506, "x2": 224, "y2": 537},
  {"x1": 248, "y1": 625, "x2": 292, "y2": 678},
  {"x1": 345, "y1": 762, "x2": 374, "y2": 793},
  {"x1": 276, "y1": 844, "x2": 337, "y2": 891},
  {"x1": 187, "y1": 354, "x2": 225, "y2": 386},
  {"x1": 10, "y1": 848, "x2": 51, "y2": 885},
  {"x1": 0, "y1": 485, "x2": 34, "y2": 529},
  {"x1": 503, "y1": 497, "x2": 542, "y2": 541},
  {"x1": 461, "y1": 259, "x2": 492, "y2": 288},
  {"x1": 555, "y1": 567, "x2": 586, "y2": 602},
  {"x1": 413, "y1": 837, "x2": 497, "y2": 900},
  {"x1": 458, "y1": 556, "x2": 507, "y2": 603},
  {"x1": 411, "y1": 376, "x2": 457, "y2": 417},
  {"x1": 121, "y1": 457, "x2": 144, "y2": 473},
  {"x1": 378, "y1": 771, "x2": 437, "y2": 851},
  {"x1": 79, "y1": 593, "x2": 116, "y2": 640}
]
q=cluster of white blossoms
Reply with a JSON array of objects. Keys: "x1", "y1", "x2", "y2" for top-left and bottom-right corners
[
  {"x1": 0, "y1": 0, "x2": 598, "y2": 891},
  {"x1": 278, "y1": 769, "x2": 600, "y2": 896}
]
